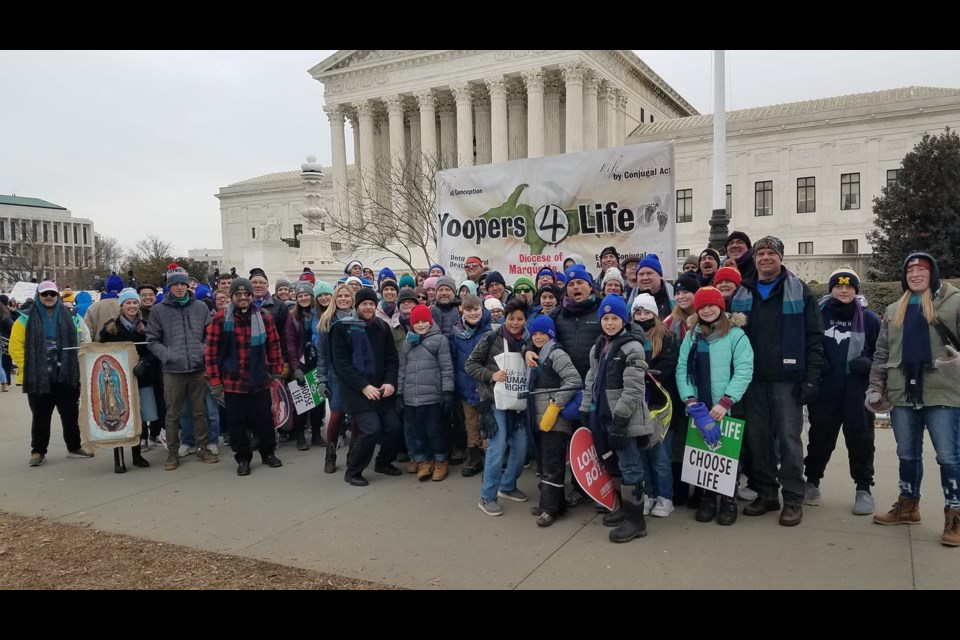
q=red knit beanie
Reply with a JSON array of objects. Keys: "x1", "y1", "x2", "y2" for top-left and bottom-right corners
[
  {"x1": 410, "y1": 305, "x2": 433, "y2": 325},
  {"x1": 714, "y1": 266, "x2": 742, "y2": 287},
  {"x1": 694, "y1": 286, "x2": 725, "y2": 312}
]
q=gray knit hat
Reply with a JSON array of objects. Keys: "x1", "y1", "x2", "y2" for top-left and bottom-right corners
[
  {"x1": 166, "y1": 264, "x2": 190, "y2": 286},
  {"x1": 753, "y1": 236, "x2": 785, "y2": 259},
  {"x1": 275, "y1": 278, "x2": 291, "y2": 290},
  {"x1": 230, "y1": 278, "x2": 254, "y2": 296},
  {"x1": 436, "y1": 276, "x2": 456, "y2": 293},
  {"x1": 293, "y1": 281, "x2": 314, "y2": 298}
]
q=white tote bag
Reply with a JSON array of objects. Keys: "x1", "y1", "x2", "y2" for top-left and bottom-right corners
[{"x1": 493, "y1": 338, "x2": 528, "y2": 411}]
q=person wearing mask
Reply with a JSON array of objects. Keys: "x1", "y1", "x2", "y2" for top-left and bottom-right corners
[
  {"x1": 205, "y1": 278, "x2": 285, "y2": 476},
  {"x1": 331, "y1": 288, "x2": 402, "y2": 486},
  {"x1": 12, "y1": 281, "x2": 94, "y2": 467},
  {"x1": 867, "y1": 252, "x2": 960, "y2": 546},
  {"x1": 804, "y1": 267, "x2": 880, "y2": 516},
  {"x1": 723, "y1": 231, "x2": 756, "y2": 282},
  {"x1": 698, "y1": 248, "x2": 721, "y2": 287},
  {"x1": 316, "y1": 284, "x2": 356, "y2": 474}
]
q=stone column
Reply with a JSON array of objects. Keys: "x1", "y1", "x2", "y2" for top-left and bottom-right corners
[
  {"x1": 583, "y1": 71, "x2": 599, "y2": 151},
  {"x1": 561, "y1": 62, "x2": 585, "y2": 153},
  {"x1": 474, "y1": 88, "x2": 492, "y2": 165},
  {"x1": 353, "y1": 99, "x2": 377, "y2": 220},
  {"x1": 522, "y1": 68, "x2": 545, "y2": 159},
  {"x1": 616, "y1": 91, "x2": 628, "y2": 148},
  {"x1": 415, "y1": 89, "x2": 438, "y2": 173},
  {"x1": 323, "y1": 103, "x2": 350, "y2": 220},
  {"x1": 437, "y1": 92, "x2": 457, "y2": 169},
  {"x1": 600, "y1": 82, "x2": 619, "y2": 147},
  {"x1": 544, "y1": 74, "x2": 561, "y2": 156},
  {"x1": 386, "y1": 94, "x2": 407, "y2": 216},
  {"x1": 451, "y1": 82, "x2": 475, "y2": 167},
  {"x1": 407, "y1": 105, "x2": 421, "y2": 162},
  {"x1": 507, "y1": 79, "x2": 527, "y2": 161},
  {"x1": 485, "y1": 76, "x2": 508, "y2": 164},
  {"x1": 346, "y1": 108, "x2": 360, "y2": 170}
]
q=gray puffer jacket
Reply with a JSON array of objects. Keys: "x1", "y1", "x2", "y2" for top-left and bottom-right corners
[
  {"x1": 529, "y1": 342, "x2": 582, "y2": 435},
  {"x1": 580, "y1": 330, "x2": 653, "y2": 437},
  {"x1": 398, "y1": 323, "x2": 454, "y2": 407},
  {"x1": 146, "y1": 293, "x2": 211, "y2": 374}
]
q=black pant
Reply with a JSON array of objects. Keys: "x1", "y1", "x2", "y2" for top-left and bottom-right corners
[
  {"x1": 805, "y1": 395, "x2": 875, "y2": 489},
  {"x1": 346, "y1": 407, "x2": 401, "y2": 477},
  {"x1": 539, "y1": 430, "x2": 570, "y2": 516},
  {"x1": 226, "y1": 389, "x2": 276, "y2": 462},
  {"x1": 28, "y1": 384, "x2": 81, "y2": 454}
]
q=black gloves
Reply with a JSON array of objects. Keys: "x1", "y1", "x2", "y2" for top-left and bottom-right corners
[
  {"x1": 478, "y1": 400, "x2": 498, "y2": 440},
  {"x1": 608, "y1": 417, "x2": 630, "y2": 451},
  {"x1": 580, "y1": 411, "x2": 591, "y2": 427},
  {"x1": 442, "y1": 392, "x2": 454, "y2": 414},
  {"x1": 796, "y1": 381, "x2": 819, "y2": 406},
  {"x1": 848, "y1": 356, "x2": 873, "y2": 376}
]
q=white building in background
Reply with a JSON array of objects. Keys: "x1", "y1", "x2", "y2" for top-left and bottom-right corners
[
  {"x1": 0, "y1": 195, "x2": 96, "y2": 286},
  {"x1": 217, "y1": 50, "x2": 960, "y2": 283},
  {"x1": 187, "y1": 247, "x2": 223, "y2": 274}
]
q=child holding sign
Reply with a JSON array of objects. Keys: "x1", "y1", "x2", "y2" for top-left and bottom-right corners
[
  {"x1": 580, "y1": 294, "x2": 655, "y2": 543},
  {"x1": 526, "y1": 315, "x2": 582, "y2": 527},
  {"x1": 676, "y1": 287, "x2": 754, "y2": 525}
]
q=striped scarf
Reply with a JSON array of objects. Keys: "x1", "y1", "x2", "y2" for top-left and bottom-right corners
[
  {"x1": 219, "y1": 303, "x2": 268, "y2": 390},
  {"x1": 732, "y1": 269, "x2": 806, "y2": 375}
]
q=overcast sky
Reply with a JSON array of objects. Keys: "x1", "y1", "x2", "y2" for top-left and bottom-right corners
[{"x1": 2, "y1": 50, "x2": 958, "y2": 256}]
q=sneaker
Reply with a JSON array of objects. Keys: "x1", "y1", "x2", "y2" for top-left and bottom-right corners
[
  {"x1": 178, "y1": 445, "x2": 197, "y2": 458},
  {"x1": 478, "y1": 499, "x2": 502, "y2": 516},
  {"x1": 853, "y1": 490, "x2": 875, "y2": 516},
  {"x1": 737, "y1": 485, "x2": 758, "y2": 501},
  {"x1": 196, "y1": 449, "x2": 219, "y2": 464},
  {"x1": 642, "y1": 494, "x2": 654, "y2": 516},
  {"x1": 498, "y1": 488, "x2": 528, "y2": 502},
  {"x1": 536, "y1": 512, "x2": 555, "y2": 527},
  {"x1": 207, "y1": 444, "x2": 219, "y2": 456},
  {"x1": 148, "y1": 436, "x2": 161, "y2": 447},
  {"x1": 164, "y1": 452, "x2": 180, "y2": 471},
  {"x1": 566, "y1": 488, "x2": 590, "y2": 507},
  {"x1": 804, "y1": 481, "x2": 822, "y2": 505},
  {"x1": 650, "y1": 497, "x2": 674, "y2": 518},
  {"x1": 29, "y1": 453, "x2": 45, "y2": 467},
  {"x1": 67, "y1": 448, "x2": 94, "y2": 458}
]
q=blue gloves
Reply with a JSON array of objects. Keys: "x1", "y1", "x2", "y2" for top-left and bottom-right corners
[{"x1": 687, "y1": 402, "x2": 721, "y2": 447}]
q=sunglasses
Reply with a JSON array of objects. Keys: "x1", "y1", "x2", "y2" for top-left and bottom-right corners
[
  {"x1": 465, "y1": 263, "x2": 480, "y2": 269},
  {"x1": 39, "y1": 291, "x2": 59, "y2": 298},
  {"x1": 514, "y1": 287, "x2": 533, "y2": 294}
]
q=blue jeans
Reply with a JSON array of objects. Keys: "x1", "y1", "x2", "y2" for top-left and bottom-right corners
[
  {"x1": 615, "y1": 437, "x2": 645, "y2": 489},
  {"x1": 639, "y1": 432, "x2": 673, "y2": 500},
  {"x1": 480, "y1": 409, "x2": 527, "y2": 502},
  {"x1": 404, "y1": 403, "x2": 447, "y2": 463},
  {"x1": 890, "y1": 406, "x2": 960, "y2": 509},
  {"x1": 180, "y1": 390, "x2": 220, "y2": 446}
]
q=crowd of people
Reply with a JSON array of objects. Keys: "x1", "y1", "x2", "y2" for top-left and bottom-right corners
[{"x1": 3, "y1": 233, "x2": 959, "y2": 547}]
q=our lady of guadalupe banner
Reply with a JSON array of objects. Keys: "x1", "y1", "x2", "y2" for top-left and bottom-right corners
[
  {"x1": 79, "y1": 342, "x2": 141, "y2": 449},
  {"x1": 435, "y1": 141, "x2": 675, "y2": 280}
]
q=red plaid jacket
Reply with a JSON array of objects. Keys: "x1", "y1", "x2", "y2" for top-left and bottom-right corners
[{"x1": 205, "y1": 306, "x2": 284, "y2": 393}]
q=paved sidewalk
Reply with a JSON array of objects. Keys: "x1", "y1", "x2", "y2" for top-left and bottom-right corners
[{"x1": 0, "y1": 390, "x2": 955, "y2": 589}]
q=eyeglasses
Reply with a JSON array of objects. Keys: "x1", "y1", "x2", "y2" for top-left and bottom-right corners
[
  {"x1": 233, "y1": 291, "x2": 253, "y2": 298},
  {"x1": 39, "y1": 291, "x2": 58, "y2": 298},
  {"x1": 514, "y1": 287, "x2": 533, "y2": 294}
]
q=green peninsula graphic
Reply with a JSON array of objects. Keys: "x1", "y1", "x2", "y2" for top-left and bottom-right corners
[{"x1": 480, "y1": 184, "x2": 580, "y2": 255}]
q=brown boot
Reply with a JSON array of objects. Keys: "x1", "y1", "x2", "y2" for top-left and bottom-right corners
[
  {"x1": 407, "y1": 459, "x2": 419, "y2": 474},
  {"x1": 417, "y1": 460, "x2": 434, "y2": 482},
  {"x1": 873, "y1": 495, "x2": 921, "y2": 525},
  {"x1": 432, "y1": 460, "x2": 449, "y2": 482},
  {"x1": 943, "y1": 508, "x2": 960, "y2": 547}
]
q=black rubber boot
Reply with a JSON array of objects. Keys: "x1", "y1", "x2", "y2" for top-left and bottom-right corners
[
  {"x1": 311, "y1": 426, "x2": 326, "y2": 447},
  {"x1": 131, "y1": 445, "x2": 150, "y2": 468},
  {"x1": 113, "y1": 447, "x2": 127, "y2": 474},
  {"x1": 695, "y1": 493, "x2": 719, "y2": 522},
  {"x1": 460, "y1": 447, "x2": 484, "y2": 477},
  {"x1": 608, "y1": 502, "x2": 647, "y2": 543},
  {"x1": 324, "y1": 444, "x2": 337, "y2": 474}
]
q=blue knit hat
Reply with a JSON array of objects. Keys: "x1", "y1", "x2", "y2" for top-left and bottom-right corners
[
  {"x1": 429, "y1": 263, "x2": 446, "y2": 275},
  {"x1": 565, "y1": 264, "x2": 593, "y2": 286},
  {"x1": 528, "y1": 315, "x2": 556, "y2": 340},
  {"x1": 398, "y1": 274, "x2": 416, "y2": 289},
  {"x1": 597, "y1": 293, "x2": 628, "y2": 324},
  {"x1": 536, "y1": 267, "x2": 556, "y2": 283},
  {"x1": 194, "y1": 284, "x2": 213, "y2": 301},
  {"x1": 377, "y1": 267, "x2": 396, "y2": 284},
  {"x1": 118, "y1": 287, "x2": 140, "y2": 306},
  {"x1": 106, "y1": 274, "x2": 124, "y2": 293},
  {"x1": 636, "y1": 253, "x2": 663, "y2": 277}
]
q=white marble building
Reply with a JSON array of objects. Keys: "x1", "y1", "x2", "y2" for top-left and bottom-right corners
[{"x1": 217, "y1": 50, "x2": 960, "y2": 283}]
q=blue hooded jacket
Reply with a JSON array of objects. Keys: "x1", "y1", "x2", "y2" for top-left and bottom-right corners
[{"x1": 450, "y1": 307, "x2": 493, "y2": 404}]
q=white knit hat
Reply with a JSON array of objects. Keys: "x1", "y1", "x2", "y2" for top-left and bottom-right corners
[
  {"x1": 602, "y1": 269, "x2": 624, "y2": 287},
  {"x1": 631, "y1": 293, "x2": 658, "y2": 317}
]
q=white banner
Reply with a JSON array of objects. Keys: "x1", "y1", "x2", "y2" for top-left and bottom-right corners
[{"x1": 435, "y1": 142, "x2": 675, "y2": 282}]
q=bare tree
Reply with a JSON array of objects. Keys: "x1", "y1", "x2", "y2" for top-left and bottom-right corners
[
  {"x1": 130, "y1": 235, "x2": 174, "y2": 263},
  {"x1": 62, "y1": 234, "x2": 125, "y2": 290},
  {"x1": 304, "y1": 154, "x2": 439, "y2": 274},
  {"x1": 0, "y1": 232, "x2": 45, "y2": 286}
]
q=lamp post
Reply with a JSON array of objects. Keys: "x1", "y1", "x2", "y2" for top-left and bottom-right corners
[{"x1": 708, "y1": 50, "x2": 729, "y2": 253}]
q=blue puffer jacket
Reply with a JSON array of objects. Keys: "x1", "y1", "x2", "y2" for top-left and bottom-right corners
[{"x1": 450, "y1": 308, "x2": 493, "y2": 405}]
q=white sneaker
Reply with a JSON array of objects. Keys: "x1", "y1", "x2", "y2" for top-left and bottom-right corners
[
  {"x1": 651, "y1": 497, "x2": 675, "y2": 518},
  {"x1": 737, "y1": 485, "x2": 758, "y2": 501},
  {"x1": 207, "y1": 444, "x2": 219, "y2": 456},
  {"x1": 804, "y1": 481, "x2": 822, "y2": 505},
  {"x1": 177, "y1": 444, "x2": 197, "y2": 458},
  {"x1": 140, "y1": 438, "x2": 149, "y2": 451},
  {"x1": 642, "y1": 494, "x2": 653, "y2": 515}
]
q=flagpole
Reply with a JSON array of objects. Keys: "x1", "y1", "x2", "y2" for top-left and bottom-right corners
[{"x1": 708, "y1": 50, "x2": 729, "y2": 252}]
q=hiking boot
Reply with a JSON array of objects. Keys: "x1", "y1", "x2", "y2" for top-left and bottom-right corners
[
  {"x1": 29, "y1": 453, "x2": 45, "y2": 467},
  {"x1": 943, "y1": 508, "x2": 960, "y2": 547},
  {"x1": 432, "y1": 460, "x2": 449, "y2": 481},
  {"x1": 566, "y1": 487, "x2": 589, "y2": 508},
  {"x1": 651, "y1": 497, "x2": 674, "y2": 518},
  {"x1": 407, "y1": 459, "x2": 419, "y2": 474},
  {"x1": 164, "y1": 452, "x2": 180, "y2": 471},
  {"x1": 779, "y1": 503, "x2": 803, "y2": 526},
  {"x1": 374, "y1": 463, "x2": 402, "y2": 476},
  {"x1": 237, "y1": 460, "x2": 251, "y2": 476},
  {"x1": 743, "y1": 497, "x2": 781, "y2": 516},
  {"x1": 803, "y1": 481, "x2": 822, "y2": 505},
  {"x1": 344, "y1": 472, "x2": 369, "y2": 487},
  {"x1": 296, "y1": 433, "x2": 309, "y2": 451},
  {"x1": 536, "y1": 512, "x2": 555, "y2": 527},
  {"x1": 498, "y1": 488, "x2": 528, "y2": 502},
  {"x1": 67, "y1": 448, "x2": 94, "y2": 458},
  {"x1": 324, "y1": 444, "x2": 337, "y2": 474},
  {"x1": 478, "y1": 499, "x2": 502, "y2": 516},
  {"x1": 717, "y1": 501, "x2": 739, "y2": 526},
  {"x1": 609, "y1": 503, "x2": 647, "y2": 543},
  {"x1": 695, "y1": 495, "x2": 718, "y2": 522},
  {"x1": 196, "y1": 449, "x2": 219, "y2": 464},
  {"x1": 873, "y1": 495, "x2": 921, "y2": 525},
  {"x1": 461, "y1": 447, "x2": 484, "y2": 477},
  {"x1": 417, "y1": 460, "x2": 435, "y2": 482},
  {"x1": 261, "y1": 453, "x2": 283, "y2": 468},
  {"x1": 853, "y1": 490, "x2": 875, "y2": 516}
]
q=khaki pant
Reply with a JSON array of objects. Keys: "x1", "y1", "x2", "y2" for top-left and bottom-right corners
[
  {"x1": 163, "y1": 371, "x2": 209, "y2": 452},
  {"x1": 462, "y1": 400, "x2": 482, "y2": 449}
]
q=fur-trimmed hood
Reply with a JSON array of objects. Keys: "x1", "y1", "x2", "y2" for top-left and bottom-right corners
[{"x1": 686, "y1": 311, "x2": 747, "y2": 331}]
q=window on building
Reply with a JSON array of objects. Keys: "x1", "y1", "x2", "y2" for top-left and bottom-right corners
[
  {"x1": 43, "y1": 223, "x2": 49, "y2": 243},
  {"x1": 73, "y1": 225, "x2": 78, "y2": 244},
  {"x1": 82, "y1": 226, "x2": 88, "y2": 245},
  {"x1": 251, "y1": 227, "x2": 256, "y2": 240},
  {"x1": 755, "y1": 181, "x2": 773, "y2": 216},
  {"x1": 842, "y1": 239, "x2": 859, "y2": 254},
  {"x1": 293, "y1": 224, "x2": 303, "y2": 239},
  {"x1": 726, "y1": 184, "x2": 732, "y2": 216},
  {"x1": 53, "y1": 224, "x2": 58, "y2": 243},
  {"x1": 886, "y1": 169, "x2": 901, "y2": 189},
  {"x1": 677, "y1": 249, "x2": 690, "y2": 258},
  {"x1": 10, "y1": 221, "x2": 15, "y2": 241},
  {"x1": 650, "y1": 115, "x2": 654, "y2": 123},
  {"x1": 32, "y1": 221, "x2": 38, "y2": 240},
  {"x1": 331, "y1": 242, "x2": 342, "y2": 252},
  {"x1": 841, "y1": 173, "x2": 860, "y2": 210},
  {"x1": 0, "y1": 223, "x2": 4, "y2": 242},
  {"x1": 640, "y1": 107, "x2": 645, "y2": 123},
  {"x1": 798, "y1": 241, "x2": 814, "y2": 255},
  {"x1": 797, "y1": 177, "x2": 816, "y2": 213},
  {"x1": 24, "y1": 222, "x2": 29, "y2": 241},
  {"x1": 676, "y1": 189, "x2": 693, "y2": 223}
]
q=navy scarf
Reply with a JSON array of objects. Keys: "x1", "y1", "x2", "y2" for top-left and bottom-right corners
[
  {"x1": 220, "y1": 304, "x2": 268, "y2": 390},
  {"x1": 562, "y1": 294, "x2": 597, "y2": 315},
  {"x1": 349, "y1": 321, "x2": 377, "y2": 379},
  {"x1": 686, "y1": 323, "x2": 715, "y2": 405},
  {"x1": 901, "y1": 296, "x2": 931, "y2": 406}
]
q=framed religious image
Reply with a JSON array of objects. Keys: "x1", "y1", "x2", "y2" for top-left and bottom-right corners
[{"x1": 78, "y1": 342, "x2": 141, "y2": 450}]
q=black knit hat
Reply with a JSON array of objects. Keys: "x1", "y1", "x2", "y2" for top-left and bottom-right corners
[
  {"x1": 828, "y1": 267, "x2": 861, "y2": 294},
  {"x1": 485, "y1": 271, "x2": 506, "y2": 287},
  {"x1": 673, "y1": 271, "x2": 701, "y2": 295},
  {"x1": 230, "y1": 278, "x2": 254, "y2": 296},
  {"x1": 536, "y1": 284, "x2": 562, "y2": 305},
  {"x1": 725, "y1": 231, "x2": 752, "y2": 251},
  {"x1": 355, "y1": 288, "x2": 379, "y2": 308},
  {"x1": 901, "y1": 251, "x2": 941, "y2": 295},
  {"x1": 699, "y1": 248, "x2": 721, "y2": 267},
  {"x1": 600, "y1": 246, "x2": 620, "y2": 261},
  {"x1": 249, "y1": 267, "x2": 267, "y2": 280},
  {"x1": 397, "y1": 288, "x2": 418, "y2": 305}
]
